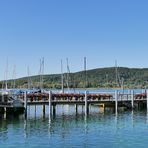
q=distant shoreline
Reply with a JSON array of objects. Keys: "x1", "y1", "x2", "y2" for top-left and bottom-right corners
[{"x1": 1, "y1": 67, "x2": 148, "y2": 89}]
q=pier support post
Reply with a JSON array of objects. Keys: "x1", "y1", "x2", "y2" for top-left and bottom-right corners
[
  {"x1": 49, "y1": 91, "x2": 52, "y2": 118},
  {"x1": 43, "y1": 104, "x2": 45, "y2": 117},
  {"x1": 4, "y1": 107, "x2": 6, "y2": 119},
  {"x1": 115, "y1": 90, "x2": 118, "y2": 114},
  {"x1": 85, "y1": 91, "x2": 89, "y2": 116},
  {"x1": 131, "y1": 90, "x2": 134, "y2": 109},
  {"x1": 147, "y1": 90, "x2": 148, "y2": 112},
  {"x1": 24, "y1": 91, "x2": 27, "y2": 118},
  {"x1": 2, "y1": 94, "x2": 4, "y2": 103},
  {"x1": 53, "y1": 104, "x2": 56, "y2": 117},
  {"x1": 43, "y1": 97, "x2": 45, "y2": 116},
  {"x1": 75, "y1": 104, "x2": 78, "y2": 115}
]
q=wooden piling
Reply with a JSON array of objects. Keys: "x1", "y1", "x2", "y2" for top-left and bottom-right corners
[
  {"x1": 53, "y1": 104, "x2": 56, "y2": 116},
  {"x1": 85, "y1": 91, "x2": 89, "y2": 115},
  {"x1": 49, "y1": 91, "x2": 52, "y2": 118},
  {"x1": 75, "y1": 104, "x2": 78, "y2": 114},
  {"x1": 115, "y1": 90, "x2": 118, "y2": 114},
  {"x1": 24, "y1": 91, "x2": 27, "y2": 118},
  {"x1": 43, "y1": 104, "x2": 45, "y2": 116},
  {"x1": 43, "y1": 97, "x2": 45, "y2": 116}
]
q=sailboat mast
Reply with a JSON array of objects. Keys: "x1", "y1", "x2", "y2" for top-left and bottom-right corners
[
  {"x1": 5, "y1": 59, "x2": 8, "y2": 90},
  {"x1": 115, "y1": 60, "x2": 118, "y2": 87},
  {"x1": 13, "y1": 65, "x2": 16, "y2": 89},
  {"x1": 42, "y1": 57, "x2": 44, "y2": 89},
  {"x1": 27, "y1": 66, "x2": 30, "y2": 89},
  {"x1": 84, "y1": 57, "x2": 87, "y2": 89},
  {"x1": 66, "y1": 58, "x2": 70, "y2": 92},
  {"x1": 61, "y1": 60, "x2": 64, "y2": 93},
  {"x1": 121, "y1": 77, "x2": 124, "y2": 90},
  {"x1": 39, "y1": 59, "x2": 42, "y2": 89}
]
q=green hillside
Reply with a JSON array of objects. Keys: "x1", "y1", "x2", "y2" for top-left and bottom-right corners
[{"x1": 2, "y1": 67, "x2": 148, "y2": 89}]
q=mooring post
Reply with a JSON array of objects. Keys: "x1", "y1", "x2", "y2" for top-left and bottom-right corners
[
  {"x1": 24, "y1": 91, "x2": 27, "y2": 118},
  {"x1": 115, "y1": 90, "x2": 118, "y2": 114},
  {"x1": 49, "y1": 91, "x2": 52, "y2": 118},
  {"x1": 131, "y1": 90, "x2": 134, "y2": 109},
  {"x1": 147, "y1": 90, "x2": 148, "y2": 112},
  {"x1": 85, "y1": 91, "x2": 89, "y2": 116}
]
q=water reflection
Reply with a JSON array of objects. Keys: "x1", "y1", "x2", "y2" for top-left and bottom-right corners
[
  {"x1": 48, "y1": 118, "x2": 52, "y2": 137},
  {"x1": 0, "y1": 105, "x2": 148, "y2": 147},
  {"x1": 0, "y1": 119, "x2": 8, "y2": 141},
  {"x1": 131, "y1": 110, "x2": 134, "y2": 127},
  {"x1": 84, "y1": 114, "x2": 88, "y2": 134},
  {"x1": 115, "y1": 113, "x2": 118, "y2": 131},
  {"x1": 24, "y1": 119, "x2": 27, "y2": 138},
  {"x1": 34, "y1": 105, "x2": 37, "y2": 119},
  {"x1": 147, "y1": 112, "x2": 148, "y2": 124}
]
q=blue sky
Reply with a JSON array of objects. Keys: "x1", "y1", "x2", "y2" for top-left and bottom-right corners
[{"x1": 0, "y1": 0, "x2": 148, "y2": 80}]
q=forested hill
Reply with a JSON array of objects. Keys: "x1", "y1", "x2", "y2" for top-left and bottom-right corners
[{"x1": 4, "y1": 67, "x2": 148, "y2": 89}]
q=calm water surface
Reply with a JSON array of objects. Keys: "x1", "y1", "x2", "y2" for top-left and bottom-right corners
[{"x1": 0, "y1": 105, "x2": 148, "y2": 148}]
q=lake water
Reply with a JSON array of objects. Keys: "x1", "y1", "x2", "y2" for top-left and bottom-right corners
[{"x1": 0, "y1": 104, "x2": 148, "y2": 148}]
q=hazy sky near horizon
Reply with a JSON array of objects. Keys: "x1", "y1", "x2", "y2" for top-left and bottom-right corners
[{"x1": 0, "y1": 0, "x2": 148, "y2": 79}]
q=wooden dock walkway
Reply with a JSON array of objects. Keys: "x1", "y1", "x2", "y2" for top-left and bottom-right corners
[
  {"x1": 17, "y1": 90, "x2": 148, "y2": 117},
  {"x1": 17, "y1": 92, "x2": 148, "y2": 104},
  {"x1": 1, "y1": 90, "x2": 148, "y2": 116}
]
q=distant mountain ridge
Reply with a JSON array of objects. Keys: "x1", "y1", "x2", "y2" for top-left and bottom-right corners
[{"x1": 2, "y1": 67, "x2": 148, "y2": 89}]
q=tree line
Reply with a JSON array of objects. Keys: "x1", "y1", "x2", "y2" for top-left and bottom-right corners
[{"x1": 1, "y1": 67, "x2": 148, "y2": 89}]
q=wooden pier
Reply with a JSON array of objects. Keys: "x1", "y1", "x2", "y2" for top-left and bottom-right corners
[
  {"x1": 18, "y1": 90, "x2": 148, "y2": 117},
  {"x1": 1, "y1": 90, "x2": 148, "y2": 117}
]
